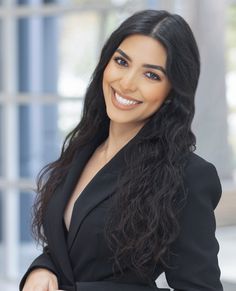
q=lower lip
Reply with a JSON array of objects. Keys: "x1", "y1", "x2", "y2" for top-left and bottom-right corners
[{"x1": 111, "y1": 89, "x2": 142, "y2": 111}]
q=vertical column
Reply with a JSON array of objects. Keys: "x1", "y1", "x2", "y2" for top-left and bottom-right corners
[
  {"x1": 150, "y1": 0, "x2": 174, "y2": 11},
  {"x1": 2, "y1": 0, "x2": 19, "y2": 279},
  {"x1": 177, "y1": 0, "x2": 233, "y2": 179},
  {"x1": 42, "y1": 11, "x2": 59, "y2": 165},
  {"x1": 28, "y1": 0, "x2": 43, "y2": 178},
  {"x1": 97, "y1": 10, "x2": 108, "y2": 56}
]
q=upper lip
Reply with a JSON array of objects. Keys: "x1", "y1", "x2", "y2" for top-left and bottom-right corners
[{"x1": 112, "y1": 87, "x2": 143, "y2": 103}]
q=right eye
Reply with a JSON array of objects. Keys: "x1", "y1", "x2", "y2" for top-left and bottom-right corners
[{"x1": 113, "y1": 56, "x2": 128, "y2": 67}]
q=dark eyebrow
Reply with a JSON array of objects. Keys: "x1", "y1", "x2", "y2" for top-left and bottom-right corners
[{"x1": 115, "y1": 48, "x2": 167, "y2": 75}]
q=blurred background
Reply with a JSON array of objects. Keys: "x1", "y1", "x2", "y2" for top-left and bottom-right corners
[{"x1": 0, "y1": 0, "x2": 235, "y2": 290}]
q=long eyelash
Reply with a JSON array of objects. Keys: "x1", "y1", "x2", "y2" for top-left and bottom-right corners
[
  {"x1": 113, "y1": 56, "x2": 127, "y2": 66},
  {"x1": 113, "y1": 57, "x2": 161, "y2": 81},
  {"x1": 146, "y1": 72, "x2": 161, "y2": 81}
]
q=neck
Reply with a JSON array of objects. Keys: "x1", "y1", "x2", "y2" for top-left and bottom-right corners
[{"x1": 98, "y1": 120, "x2": 145, "y2": 162}]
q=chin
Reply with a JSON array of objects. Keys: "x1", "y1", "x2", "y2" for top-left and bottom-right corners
[{"x1": 107, "y1": 114, "x2": 142, "y2": 128}]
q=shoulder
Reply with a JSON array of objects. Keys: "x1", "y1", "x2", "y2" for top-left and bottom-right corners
[
  {"x1": 164, "y1": 152, "x2": 223, "y2": 290},
  {"x1": 182, "y1": 152, "x2": 222, "y2": 209},
  {"x1": 185, "y1": 151, "x2": 217, "y2": 170}
]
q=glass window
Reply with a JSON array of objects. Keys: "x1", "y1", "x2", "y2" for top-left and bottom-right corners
[
  {"x1": 0, "y1": 19, "x2": 2, "y2": 92},
  {"x1": 58, "y1": 12, "x2": 99, "y2": 97},
  {"x1": 19, "y1": 192, "x2": 40, "y2": 279},
  {"x1": 0, "y1": 191, "x2": 2, "y2": 243},
  {"x1": 20, "y1": 191, "x2": 34, "y2": 242},
  {"x1": 226, "y1": 3, "x2": 236, "y2": 173},
  {"x1": 19, "y1": 104, "x2": 59, "y2": 179},
  {"x1": 17, "y1": 13, "x2": 102, "y2": 96},
  {"x1": 19, "y1": 101, "x2": 82, "y2": 179},
  {"x1": 17, "y1": 16, "x2": 59, "y2": 94},
  {"x1": 0, "y1": 105, "x2": 2, "y2": 177},
  {"x1": 17, "y1": 0, "x2": 57, "y2": 5},
  {"x1": 0, "y1": 191, "x2": 3, "y2": 277}
]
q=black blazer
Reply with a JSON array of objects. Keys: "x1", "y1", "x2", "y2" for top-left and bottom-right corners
[{"x1": 19, "y1": 123, "x2": 223, "y2": 291}]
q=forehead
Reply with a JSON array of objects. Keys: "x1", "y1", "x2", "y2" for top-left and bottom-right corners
[{"x1": 117, "y1": 34, "x2": 167, "y2": 66}]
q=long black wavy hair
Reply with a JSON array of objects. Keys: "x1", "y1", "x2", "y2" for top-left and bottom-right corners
[{"x1": 32, "y1": 9, "x2": 200, "y2": 284}]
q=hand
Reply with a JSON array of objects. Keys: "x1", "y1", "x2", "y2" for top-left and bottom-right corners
[{"x1": 22, "y1": 267, "x2": 59, "y2": 291}]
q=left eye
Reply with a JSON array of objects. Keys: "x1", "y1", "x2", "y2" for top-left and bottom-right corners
[
  {"x1": 113, "y1": 57, "x2": 128, "y2": 67},
  {"x1": 145, "y1": 72, "x2": 161, "y2": 81}
]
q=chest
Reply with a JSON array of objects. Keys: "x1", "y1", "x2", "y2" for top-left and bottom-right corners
[{"x1": 63, "y1": 149, "x2": 108, "y2": 231}]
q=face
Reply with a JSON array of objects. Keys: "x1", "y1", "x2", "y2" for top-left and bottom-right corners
[{"x1": 102, "y1": 34, "x2": 172, "y2": 128}]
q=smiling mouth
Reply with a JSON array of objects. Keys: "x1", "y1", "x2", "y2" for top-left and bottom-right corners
[
  {"x1": 110, "y1": 87, "x2": 143, "y2": 111},
  {"x1": 111, "y1": 87, "x2": 143, "y2": 105}
]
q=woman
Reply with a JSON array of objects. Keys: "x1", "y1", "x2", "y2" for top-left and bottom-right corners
[{"x1": 20, "y1": 9, "x2": 223, "y2": 291}]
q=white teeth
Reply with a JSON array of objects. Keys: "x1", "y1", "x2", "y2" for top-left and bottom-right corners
[{"x1": 114, "y1": 92, "x2": 139, "y2": 105}]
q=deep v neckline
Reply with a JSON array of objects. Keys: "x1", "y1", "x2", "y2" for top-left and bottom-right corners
[
  {"x1": 64, "y1": 145, "x2": 107, "y2": 232},
  {"x1": 63, "y1": 119, "x2": 153, "y2": 234},
  {"x1": 65, "y1": 152, "x2": 113, "y2": 233},
  {"x1": 64, "y1": 135, "x2": 135, "y2": 233}
]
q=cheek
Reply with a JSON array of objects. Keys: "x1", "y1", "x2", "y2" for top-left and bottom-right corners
[
  {"x1": 144, "y1": 85, "x2": 170, "y2": 104},
  {"x1": 103, "y1": 67, "x2": 109, "y2": 86},
  {"x1": 103, "y1": 61, "x2": 122, "y2": 85},
  {"x1": 102, "y1": 65, "x2": 112, "y2": 95},
  {"x1": 102, "y1": 64, "x2": 115, "y2": 101},
  {"x1": 103, "y1": 62, "x2": 114, "y2": 83}
]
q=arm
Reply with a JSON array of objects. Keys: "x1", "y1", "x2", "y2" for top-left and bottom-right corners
[
  {"x1": 164, "y1": 160, "x2": 223, "y2": 291},
  {"x1": 19, "y1": 245, "x2": 59, "y2": 291}
]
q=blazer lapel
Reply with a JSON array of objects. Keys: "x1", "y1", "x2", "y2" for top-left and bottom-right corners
[
  {"x1": 44, "y1": 184, "x2": 74, "y2": 284},
  {"x1": 66, "y1": 170, "x2": 118, "y2": 251},
  {"x1": 66, "y1": 121, "x2": 151, "y2": 251},
  {"x1": 43, "y1": 142, "x2": 99, "y2": 284},
  {"x1": 66, "y1": 138, "x2": 128, "y2": 250}
]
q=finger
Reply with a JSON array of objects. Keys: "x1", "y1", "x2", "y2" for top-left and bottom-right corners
[
  {"x1": 34, "y1": 287, "x2": 45, "y2": 291},
  {"x1": 49, "y1": 278, "x2": 59, "y2": 289}
]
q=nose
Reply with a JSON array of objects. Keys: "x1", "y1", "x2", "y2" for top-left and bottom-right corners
[{"x1": 119, "y1": 70, "x2": 137, "y2": 92}]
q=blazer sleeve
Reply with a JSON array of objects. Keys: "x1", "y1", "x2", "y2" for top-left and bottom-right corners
[
  {"x1": 164, "y1": 160, "x2": 223, "y2": 291},
  {"x1": 19, "y1": 245, "x2": 59, "y2": 291}
]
